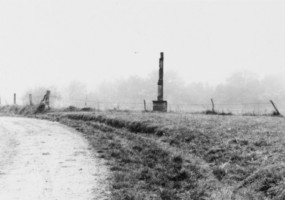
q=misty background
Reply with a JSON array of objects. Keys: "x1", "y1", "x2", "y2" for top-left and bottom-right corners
[
  {"x1": 0, "y1": 0, "x2": 284, "y2": 113},
  {"x1": 20, "y1": 70, "x2": 285, "y2": 113}
]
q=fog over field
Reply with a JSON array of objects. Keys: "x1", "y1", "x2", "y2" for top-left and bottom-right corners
[
  {"x1": 1, "y1": 1, "x2": 285, "y2": 199},
  {"x1": 0, "y1": 0, "x2": 284, "y2": 111},
  {"x1": 19, "y1": 70, "x2": 285, "y2": 114}
]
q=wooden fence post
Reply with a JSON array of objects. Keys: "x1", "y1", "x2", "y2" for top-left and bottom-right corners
[
  {"x1": 46, "y1": 90, "x2": 50, "y2": 108},
  {"x1": 211, "y1": 98, "x2": 215, "y2": 113},
  {"x1": 41, "y1": 90, "x2": 51, "y2": 109},
  {"x1": 29, "y1": 94, "x2": 33, "y2": 106},
  {"x1": 144, "y1": 100, "x2": 147, "y2": 111},
  {"x1": 270, "y1": 100, "x2": 281, "y2": 115},
  {"x1": 14, "y1": 93, "x2": 16, "y2": 105}
]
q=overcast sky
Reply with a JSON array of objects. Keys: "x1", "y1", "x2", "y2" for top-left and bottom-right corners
[{"x1": 0, "y1": 0, "x2": 284, "y2": 103}]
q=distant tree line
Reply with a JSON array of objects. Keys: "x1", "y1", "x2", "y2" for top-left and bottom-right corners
[{"x1": 22, "y1": 70, "x2": 285, "y2": 109}]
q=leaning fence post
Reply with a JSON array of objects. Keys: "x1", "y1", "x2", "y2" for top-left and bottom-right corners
[
  {"x1": 144, "y1": 100, "x2": 147, "y2": 111},
  {"x1": 41, "y1": 90, "x2": 51, "y2": 109},
  {"x1": 46, "y1": 90, "x2": 50, "y2": 108},
  {"x1": 211, "y1": 98, "x2": 215, "y2": 113},
  {"x1": 14, "y1": 93, "x2": 16, "y2": 105},
  {"x1": 29, "y1": 94, "x2": 33, "y2": 106},
  {"x1": 270, "y1": 100, "x2": 281, "y2": 115}
]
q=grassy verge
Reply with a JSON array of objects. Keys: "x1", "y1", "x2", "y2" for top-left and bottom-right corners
[
  {"x1": 57, "y1": 117, "x2": 213, "y2": 199},
  {"x1": 54, "y1": 110, "x2": 285, "y2": 199},
  {"x1": 1, "y1": 106, "x2": 285, "y2": 199}
]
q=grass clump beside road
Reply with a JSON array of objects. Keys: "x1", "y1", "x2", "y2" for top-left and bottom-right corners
[{"x1": 0, "y1": 105, "x2": 37, "y2": 115}]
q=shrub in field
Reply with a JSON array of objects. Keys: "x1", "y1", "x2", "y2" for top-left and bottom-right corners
[
  {"x1": 81, "y1": 107, "x2": 94, "y2": 111},
  {"x1": 63, "y1": 106, "x2": 79, "y2": 112},
  {"x1": 35, "y1": 103, "x2": 46, "y2": 114},
  {"x1": 205, "y1": 110, "x2": 217, "y2": 115}
]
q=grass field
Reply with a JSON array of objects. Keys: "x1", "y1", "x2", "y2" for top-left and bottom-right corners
[{"x1": 1, "y1": 106, "x2": 285, "y2": 200}]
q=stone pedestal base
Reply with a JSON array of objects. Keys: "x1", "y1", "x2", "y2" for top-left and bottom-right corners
[{"x1": 152, "y1": 101, "x2": 167, "y2": 112}]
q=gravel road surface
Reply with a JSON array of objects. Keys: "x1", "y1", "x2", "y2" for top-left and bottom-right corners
[{"x1": 0, "y1": 117, "x2": 110, "y2": 200}]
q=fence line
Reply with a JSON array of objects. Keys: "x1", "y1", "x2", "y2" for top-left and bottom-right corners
[
  {"x1": 6, "y1": 92, "x2": 284, "y2": 115},
  {"x1": 56, "y1": 98, "x2": 280, "y2": 115}
]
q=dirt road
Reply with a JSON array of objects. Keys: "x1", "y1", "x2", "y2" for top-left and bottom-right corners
[{"x1": 0, "y1": 117, "x2": 110, "y2": 200}]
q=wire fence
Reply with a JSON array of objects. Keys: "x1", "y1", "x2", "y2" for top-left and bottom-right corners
[
  {"x1": 170, "y1": 102, "x2": 278, "y2": 114},
  {"x1": 56, "y1": 98, "x2": 282, "y2": 115},
  {"x1": 5, "y1": 92, "x2": 284, "y2": 115}
]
